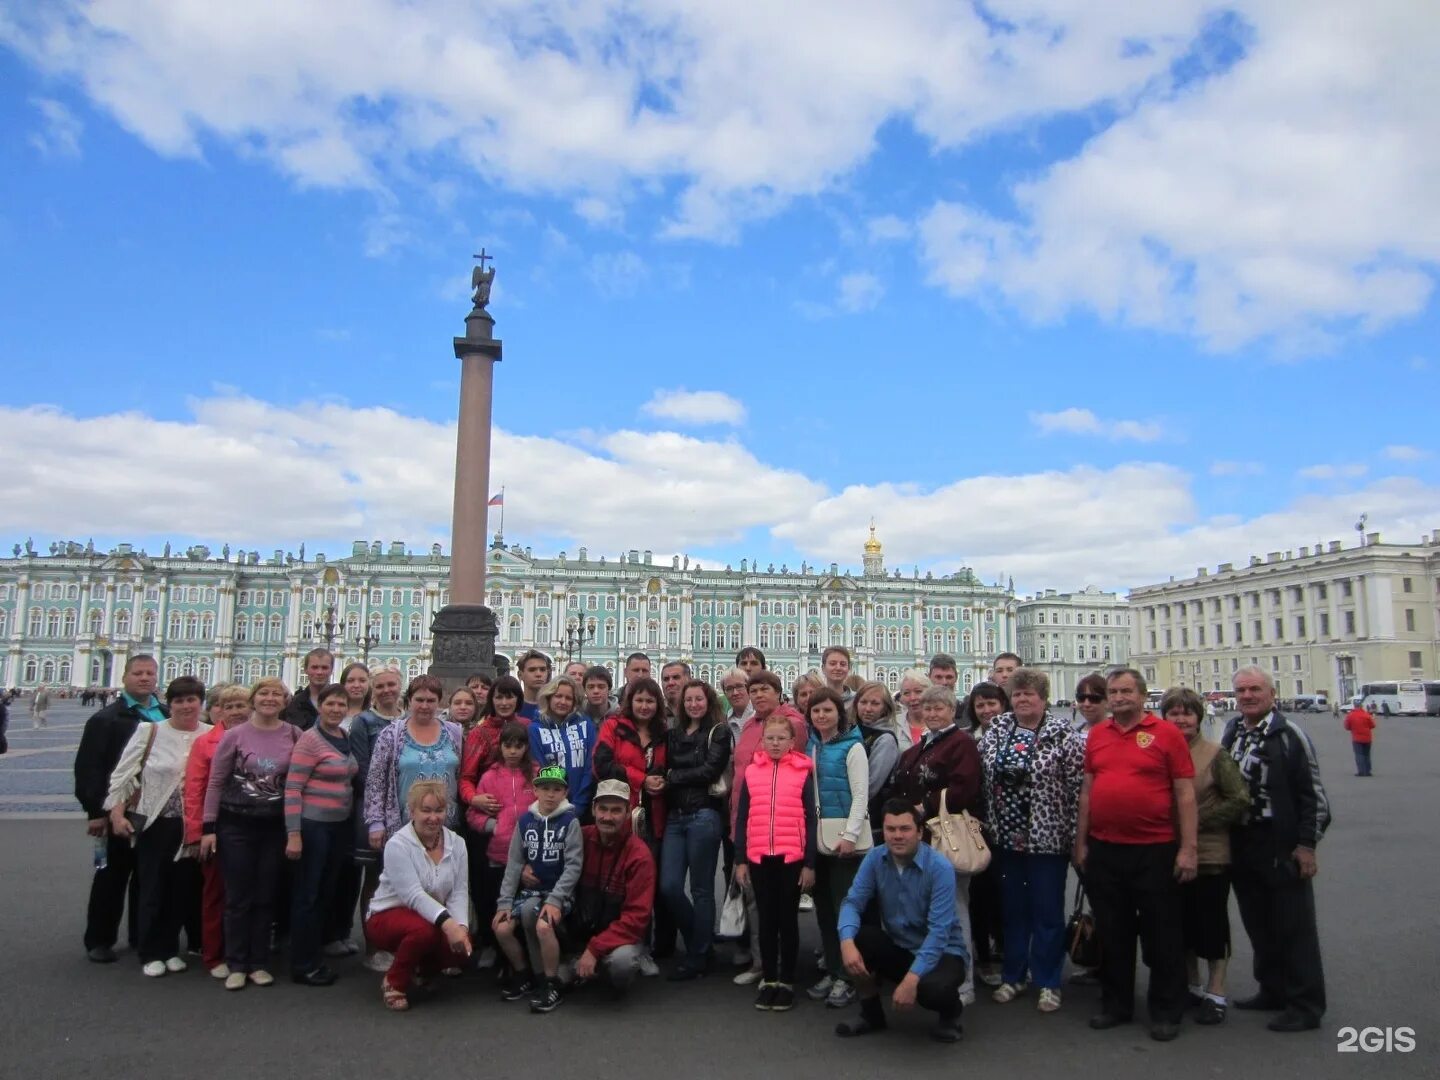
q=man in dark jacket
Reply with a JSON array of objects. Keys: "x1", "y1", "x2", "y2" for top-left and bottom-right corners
[
  {"x1": 1222, "y1": 666, "x2": 1330, "y2": 1032},
  {"x1": 566, "y1": 780, "x2": 655, "y2": 993},
  {"x1": 281, "y1": 648, "x2": 333, "y2": 730},
  {"x1": 73, "y1": 654, "x2": 166, "y2": 962}
]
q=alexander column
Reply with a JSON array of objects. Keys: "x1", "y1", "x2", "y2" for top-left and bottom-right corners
[{"x1": 429, "y1": 253, "x2": 502, "y2": 686}]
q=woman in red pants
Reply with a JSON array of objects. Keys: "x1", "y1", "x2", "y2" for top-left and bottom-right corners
[
  {"x1": 365, "y1": 780, "x2": 472, "y2": 1010},
  {"x1": 183, "y1": 684, "x2": 253, "y2": 978}
]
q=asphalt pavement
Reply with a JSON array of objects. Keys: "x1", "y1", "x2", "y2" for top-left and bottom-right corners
[{"x1": 0, "y1": 700, "x2": 1434, "y2": 1080}]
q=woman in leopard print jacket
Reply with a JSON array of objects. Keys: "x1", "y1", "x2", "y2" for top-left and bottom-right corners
[{"x1": 976, "y1": 667, "x2": 1085, "y2": 1009}]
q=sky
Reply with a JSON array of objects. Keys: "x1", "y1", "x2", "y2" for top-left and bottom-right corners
[{"x1": 0, "y1": 1, "x2": 1437, "y2": 595}]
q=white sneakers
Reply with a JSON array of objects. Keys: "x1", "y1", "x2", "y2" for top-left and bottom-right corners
[
  {"x1": 733, "y1": 967, "x2": 764, "y2": 986},
  {"x1": 797, "y1": 894, "x2": 815, "y2": 912},
  {"x1": 224, "y1": 972, "x2": 247, "y2": 991},
  {"x1": 142, "y1": 957, "x2": 186, "y2": 977},
  {"x1": 248, "y1": 970, "x2": 275, "y2": 986},
  {"x1": 1038, "y1": 988, "x2": 1062, "y2": 1012},
  {"x1": 209, "y1": 963, "x2": 231, "y2": 979},
  {"x1": 638, "y1": 954, "x2": 660, "y2": 977}
]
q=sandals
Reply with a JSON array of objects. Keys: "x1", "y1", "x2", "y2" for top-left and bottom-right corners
[{"x1": 382, "y1": 979, "x2": 410, "y2": 1012}]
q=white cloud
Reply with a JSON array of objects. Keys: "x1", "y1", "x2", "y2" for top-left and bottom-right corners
[
  {"x1": 0, "y1": 396, "x2": 802, "y2": 554},
  {"x1": 836, "y1": 271, "x2": 884, "y2": 313},
  {"x1": 1030, "y1": 408, "x2": 1163, "y2": 443},
  {"x1": 1383, "y1": 445, "x2": 1430, "y2": 462},
  {"x1": 586, "y1": 251, "x2": 649, "y2": 298},
  {"x1": 3, "y1": 395, "x2": 1437, "y2": 593},
  {"x1": 1209, "y1": 460, "x2": 1264, "y2": 477},
  {"x1": 775, "y1": 471, "x2": 1440, "y2": 591},
  {"x1": 641, "y1": 389, "x2": 746, "y2": 427},
  {"x1": 1298, "y1": 463, "x2": 1368, "y2": 480},
  {"x1": 28, "y1": 96, "x2": 82, "y2": 157},
  {"x1": 0, "y1": 2, "x2": 1211, "y2": 241},
  {"x1": 866, "y1": 215, "x2": 912, "y2": 243},
  {"x1": 918, "y1": 4, "x2": 1440, "y2": 350},
  {"x1": 573, "y1": 196, "x2": 623, "y2": 229}
]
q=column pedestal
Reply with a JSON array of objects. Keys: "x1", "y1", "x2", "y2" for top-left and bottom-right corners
[{"x1": 429, "y1": 604, "x2": 501, "y2": 688}]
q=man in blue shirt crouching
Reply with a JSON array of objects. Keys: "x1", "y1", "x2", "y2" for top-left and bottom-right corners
[{"x1": 835, "y1": 798, "x2": 968, "y2": 1043}]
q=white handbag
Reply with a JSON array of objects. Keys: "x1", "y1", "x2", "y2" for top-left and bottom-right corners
[
  {"x1": 926, "y1": 795, "x2": 991, "y2": 873},
  {"x1": 817, "y1": 816, "x2": 873, "y2": 857},
  {"x1": 717, "y1": 874, "x2": 747, "y2": 937}
]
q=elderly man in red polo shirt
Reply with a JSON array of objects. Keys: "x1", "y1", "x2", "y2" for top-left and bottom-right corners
[{"x1": 1074, "y1": 669, "x2": 1197, "y2": 1042}]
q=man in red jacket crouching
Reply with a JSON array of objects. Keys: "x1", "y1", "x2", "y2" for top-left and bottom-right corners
[{"x1": 567, "y1": 779, "x2": 656, "y2": 993}]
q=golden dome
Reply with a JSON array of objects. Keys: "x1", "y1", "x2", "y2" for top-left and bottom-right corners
[{"x1": 864, "y1": 522, "x2": 882, "y2": 554}]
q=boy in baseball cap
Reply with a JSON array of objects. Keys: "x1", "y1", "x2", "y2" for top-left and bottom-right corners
[{"x1": 493, "y1": 764, "x2": 583, "y2": 1013}]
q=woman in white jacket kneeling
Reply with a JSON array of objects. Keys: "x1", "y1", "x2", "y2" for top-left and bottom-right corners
[{"x1": 364, "y1": 779, "x2": 472, "y2": 1011}]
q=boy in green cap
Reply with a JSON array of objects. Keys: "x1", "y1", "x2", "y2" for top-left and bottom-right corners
[{"x1": 493, "y1": 764, "x2": 583, "y2": 1013}]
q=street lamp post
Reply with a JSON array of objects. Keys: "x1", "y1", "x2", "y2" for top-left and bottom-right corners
[
  {"x1": 562, "y1": 620, "x2": 595, "y2": 664},
  {"x1": 313, "y1": 605, "x2": 340, "y2": 651},
  {"x1": 352, "y1": 627, "x2": 382, "y2": 664}
]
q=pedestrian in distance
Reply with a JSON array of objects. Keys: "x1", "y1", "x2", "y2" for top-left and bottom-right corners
[{"x1": 1343, "y1": 702, "x2": 1376, "y2": 776}]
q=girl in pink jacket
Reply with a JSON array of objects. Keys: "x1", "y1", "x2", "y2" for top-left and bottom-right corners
[
  {"x1": 466, "y1": 723, "x2": 534, "y2": 953},
  {"x1": 733, "y1": 716, "x2": 818, "y2": 1013}
]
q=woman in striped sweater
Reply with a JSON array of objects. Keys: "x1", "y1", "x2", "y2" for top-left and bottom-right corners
[{"x1": 285, "y1": 684, "x2": 359, "y2": 986}]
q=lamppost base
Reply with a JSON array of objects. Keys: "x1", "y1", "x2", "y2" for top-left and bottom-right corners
[{"x1": 428, "y1": 604, "x2": 501, "y2": 689}]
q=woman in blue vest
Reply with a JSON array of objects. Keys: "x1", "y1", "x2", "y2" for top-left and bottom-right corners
[{"x1": 805, "y1": 687, "x2": 870, "y2": 1009}]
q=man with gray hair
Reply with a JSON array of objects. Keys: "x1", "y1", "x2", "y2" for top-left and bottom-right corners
[{"x1": 1220, "y1": 666, "x2": 1330, "y2": 1032}]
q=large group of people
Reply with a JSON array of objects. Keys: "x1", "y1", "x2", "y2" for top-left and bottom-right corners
[{"x1": 72, "y1": 644, "x2": 1331, "y2": 1041}]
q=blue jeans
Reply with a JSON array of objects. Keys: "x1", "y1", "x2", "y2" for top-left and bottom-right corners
[
  {"x1": 659, "y1": 808, "x2": 723, "y2": 963},
  {"x1": 1352, "y1": 741, "x2": 1372, "y2": 776},
  {"x1": 996, "y1": 849, "x2": 1070, "y2": 990}
]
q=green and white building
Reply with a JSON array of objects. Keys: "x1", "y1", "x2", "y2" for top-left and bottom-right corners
[{"x1": 1, "y1": 527, "x2": 1016, "y2": 692}]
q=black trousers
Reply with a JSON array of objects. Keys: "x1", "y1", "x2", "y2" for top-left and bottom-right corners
[
  {"x1": 750, "y1": 856, "x2": 803, "y2": 983},
  {"x1": 327, "y1": 812, "x2": 362, "y2": 944},
  {"x1": 84, "y1": 833, "x2": 139, "y2": 951},
  {"x1": 852, "y1": 924, "x2": 964, "y2": 1021},
  {"x1": 1231, "y1": 827, "x2": 1326, "y2": 1021},
  {"x1": 217, "y1": 813, "x2": 285, "y2": 972},
  {"x1": 1086, "y1": 838, "x2": 1186, "y2": 1023},
  {"x1": 290, "y1": 818, "x2": 350, "y2": 975},
  {"x1": 968, "y1": 861, "x2": 1004, "y2": 966},
  {"x1": 462, "y1": 825, "x2": 507, "y2": 952},
  {"x1": 134, "y1": 817, "x2": 200, "y2": 963}
]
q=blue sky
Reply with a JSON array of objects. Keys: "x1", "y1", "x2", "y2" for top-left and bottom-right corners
[{"x1": 0, "y1": 2, "x2": 1435, "y2": 592}]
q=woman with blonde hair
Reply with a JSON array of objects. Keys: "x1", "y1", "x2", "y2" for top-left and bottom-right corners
[
  {"x1": 529, "y1": 675, "x2": 598, "y2": 820},
  {"x1": 896, "y1": 669, "x2": 931, "y2": 750},
  {"x1": 365, "y1": 779, "x2": 471, "y2": 1011}
]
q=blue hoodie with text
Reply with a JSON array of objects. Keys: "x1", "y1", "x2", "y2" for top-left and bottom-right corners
[{"x1": 529, "y1": 712, "x2": 598, "y2": 817}]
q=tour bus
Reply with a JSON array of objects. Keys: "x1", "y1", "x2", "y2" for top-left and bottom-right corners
[
  {"x1": 1358, "y1": 680, "x2": 1427, "y2": 716},
  {"x1": 1291, "y1": 693, "x2": 1330, "y2": 712},
  {"x1": 1425, "y1": 682, "x2": 1440, "y2": 716}
]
